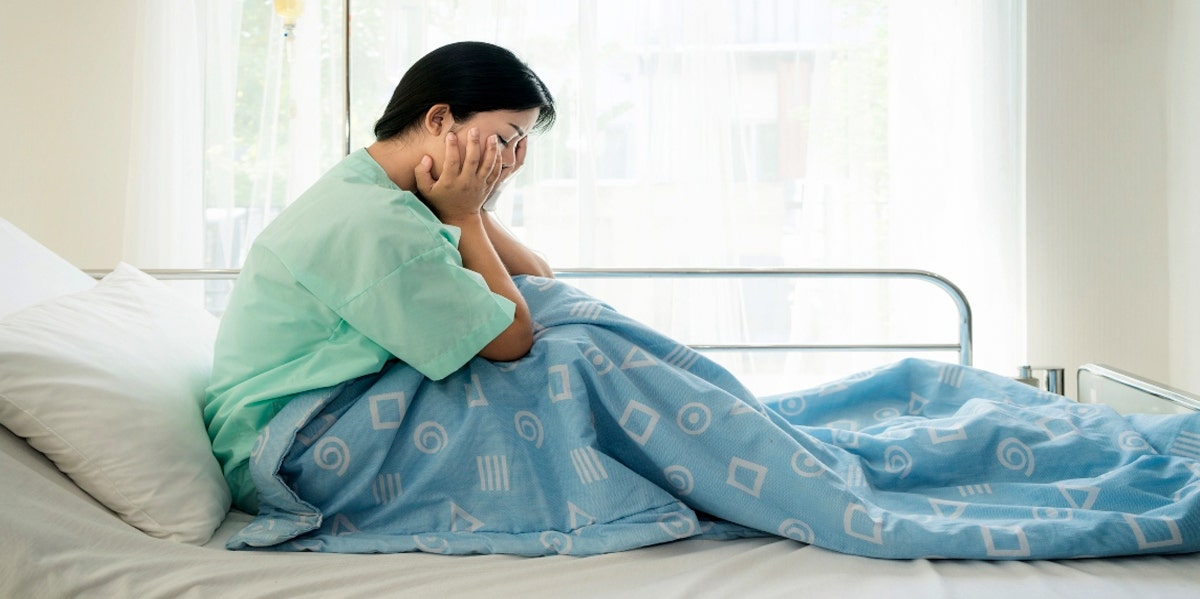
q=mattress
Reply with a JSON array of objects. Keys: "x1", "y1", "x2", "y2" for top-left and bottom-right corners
[{"x1": 5, "y1": 411, "x2": 1200, "y2": 598}]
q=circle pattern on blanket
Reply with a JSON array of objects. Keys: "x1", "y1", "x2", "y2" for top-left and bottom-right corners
[
  {"x1": 664, "y1": 465, "x2": 695, "y2": 495},
  {"x1": 541, "y1": 531, "x2": 573, "y2": 554},
  {"x1": 778, "y1": 518, "x2": 815, "y2": 544},
  {"x1": 677, "y1": 403, "x2": 712, "y2": 435},
  {"x1": 791, "y1": 449, "x2": 827, "y2": 478},
  {"x1": 658, "y1": 512, "x2": 697, "y2": 539},
  {"x1": 413, "y1": 421, "x2": 449, "y2": 454},
  {"x1": 527, "y1": 276, "x2": 557, "y2": 291},
  {"x1": 777, "y1": 396, "x2": 807, "y2": 416},
  {"x1": 1033, "y1": 506, "x2": 1073, "y2": 520},
  {"x1": 583, "y1": 346, "x2": 614, "y2": 374},
  {"x1": 874, "y1": 407, "x2": 901, "y2": 421},
  {"x1": 413, "y1": 535, "x2": 451, "y2": 554}
]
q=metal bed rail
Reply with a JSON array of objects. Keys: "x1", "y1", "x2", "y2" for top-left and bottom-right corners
[
  {"x1": 1078, "y1": 363, "x2": 1200, "y2": 413},
  {"x1": 553, "y1": 268, "x2": 972, "y2": 366},
  {"x1": 87, "y1": 267, "x2": 974, "y2": 366}
]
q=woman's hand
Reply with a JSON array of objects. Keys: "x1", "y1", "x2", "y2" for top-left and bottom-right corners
[{"x1": 414, "y1": 128, "x2": 502, "y2": 224}]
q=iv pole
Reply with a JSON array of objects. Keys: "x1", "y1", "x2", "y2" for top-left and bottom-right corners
[
  {"x1": 270, "y1": 0, "x2": 350, "y2": 155},
  {"x1": 343, "y1": 0, "x2": 351, "y2": 156}
]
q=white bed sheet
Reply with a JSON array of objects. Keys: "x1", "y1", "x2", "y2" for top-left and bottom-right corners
[{"x1": 4, "y1": 426, "x2": 1199, "y2": 599}]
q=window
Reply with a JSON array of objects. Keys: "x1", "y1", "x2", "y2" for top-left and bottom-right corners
[{"x1": 188, "y1": 0, "x2": 1024, "y2": 392}]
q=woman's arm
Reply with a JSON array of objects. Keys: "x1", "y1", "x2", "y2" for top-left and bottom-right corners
[
  {"x1": 415, "y1": 129, "x2": 534, "y2": 361},
  {"x1": 482, "y1": 211, "x2": 554, "y2": 278},
  {"x1": 445, "y1": 213, "x2": 534, "y2": 361},
  {"x1": 479, "y1": 136, "x2": 553, "y2": 278}
]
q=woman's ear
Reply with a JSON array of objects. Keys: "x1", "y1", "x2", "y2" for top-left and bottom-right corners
[{"x1": 423, "y1": 104, "x2": 453, "y2": 136}]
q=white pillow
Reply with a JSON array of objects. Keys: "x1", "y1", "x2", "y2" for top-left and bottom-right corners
[{"x1": 0, "y1": 262, "x2": 230, "y2": 544}]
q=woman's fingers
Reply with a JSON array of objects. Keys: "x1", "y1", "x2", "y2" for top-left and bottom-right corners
[
  {"x1": 481, "y1": 134, "x2": 501, "y2": 183},
  {"x1": 465, "y1": 129, "x2": 501, "y2": 180},
  {"x1": 420, "y1": 128, "x2": 508, "y2": 217},
  {"x1": 462, "y1": 128, "x2": 483, "y2": 176},
  {"x1": 413, "y1": 155, "x2": 435, "y2": 194},
  {"x1": 441, "y1": 132, "x2": 462, "y2": 178}
]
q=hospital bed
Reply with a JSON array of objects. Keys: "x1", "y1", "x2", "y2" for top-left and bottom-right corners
[{"x1": 2, "y1": 216, "x2": 1199, "y2": 598}]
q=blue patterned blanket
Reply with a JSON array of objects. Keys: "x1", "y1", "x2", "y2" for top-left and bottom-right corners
[{"x1": 229, "y1": 276, "x2": 1200, "y2": 559}]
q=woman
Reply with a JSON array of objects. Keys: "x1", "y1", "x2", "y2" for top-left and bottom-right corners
[
  {"x1": 205, "y1": 41, "x2": 557, "y2": 513},
  {"x1": 214, "y1": 42, "x2": 1200, "y2": 562}
]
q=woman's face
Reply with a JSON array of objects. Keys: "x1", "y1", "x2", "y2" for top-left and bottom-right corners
[{"x1": 435, "y1": 108, "x2": 539, "y2": 178}]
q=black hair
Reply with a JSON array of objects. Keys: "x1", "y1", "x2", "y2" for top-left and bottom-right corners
[{"x1": 373, "y1": 41, "x2": 556, "y2": 141}]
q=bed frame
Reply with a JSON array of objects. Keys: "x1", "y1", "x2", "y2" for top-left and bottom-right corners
[
  {"x1": 113, "y1": 267, "x2": 975, "y2": 367},
  {"x1": 3, "y1": 264, "x2": 1191, "y2": 597},
  {"x1": 91, "y1": 268, "x2": 1200, "y2": 413},
  {"x1": 119, "y1": 268, "x2": 1200, "y2": 416}
]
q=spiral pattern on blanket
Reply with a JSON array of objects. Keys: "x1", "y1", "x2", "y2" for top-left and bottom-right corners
[
  {"x1": 884, "y1": 446, "x2": 913, "y2": 479},
  {"x1": 413, "y1": 422, "x2": 448, "y2": 454},
  {"x1": 664, "y1": 465, "x2": 695, "y2": 495},
  {"x1": 997, "y1": 437, "x2": 1035, "y2": 476},
  {"x1": 1119, "y1": 431, "x2": 1151, "y2": 451},
  {"x1": 514, "y1": 411, "x2": 544, "y2": 448},
  {"x1": 313, "y1": 437, "x2": 349, "y2": 476}
]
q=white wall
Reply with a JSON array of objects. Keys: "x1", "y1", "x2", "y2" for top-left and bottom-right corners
[
  {"x1": 0, "y1": 0, "x2": 137, "y2": 268},
  {"x1": 1166, "y1": 0, "x2": 1200, "y2": 393},
  {"x1": 1025, "y1": 0, "x2": 1199, "y2": 394},
  {"x1": 1025, "y1": 0, "x2": 1194, "y2": 395}
]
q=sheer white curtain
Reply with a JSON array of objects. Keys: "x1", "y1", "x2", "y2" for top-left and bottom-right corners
[
  {"x1": 346, "y1": 0, "x2": 1026, "y2": 386},
  {"x1": 124, "y1": 0, "x2": 204, "y2": 268},
  {"x1": 124, "y1": 0, "x2": 344, "y2": 310},
  {"x1": 352, "y1": 0, "x2": 1022, "y2": 384},
  {"x1": 203, "y1": 1, "x2": 344, "y2": 277},
  {"x1": 123, "y1": 0, "x2": 1025, "y2": 389},
  {"x1": 887, "y1": 0, "x2": 1025, "y2": 376}
]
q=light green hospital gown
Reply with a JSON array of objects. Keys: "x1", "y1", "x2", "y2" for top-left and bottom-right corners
[{"x1": 204, "y1": 148, "x2": 516, "y2": 512}]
